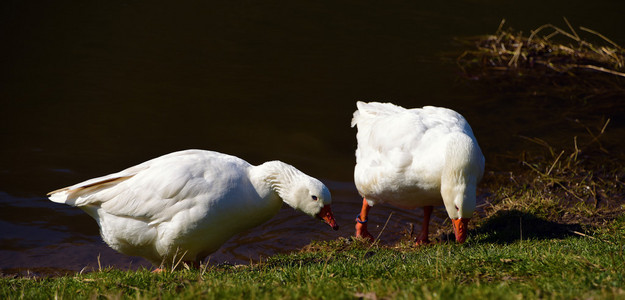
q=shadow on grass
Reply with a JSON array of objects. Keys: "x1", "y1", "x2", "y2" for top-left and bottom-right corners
[{"x1": 472, "y1": 209, "x2": 583, "y2": 244}]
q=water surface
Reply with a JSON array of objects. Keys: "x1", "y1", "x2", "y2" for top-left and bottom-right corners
[{"x1": 1, "y1": 1, "x2": 624, "y2": 273}]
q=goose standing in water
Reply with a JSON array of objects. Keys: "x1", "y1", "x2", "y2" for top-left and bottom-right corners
[
  {"x1": 351, "y1": 101, "x2": 484, "y2": 244},
  {"x1": 48, "y1": 149, "x2": 338, "y2": 268}
]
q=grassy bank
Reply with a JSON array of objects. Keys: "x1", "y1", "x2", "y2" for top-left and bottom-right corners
[
  {"x1": 1, "y1": 218, "x2": 624, "y2": 299},
  {"x1": 2, "y1": 139, "x2": 625, "y2": 299}
]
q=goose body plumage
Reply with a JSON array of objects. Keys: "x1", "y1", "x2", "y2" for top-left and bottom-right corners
[
  {"x1": 352, "y1": 102, "x2": 484, "y2": 243},
  {"x1": 48, "y1": 150, "x2": 337, "y2": 267}
]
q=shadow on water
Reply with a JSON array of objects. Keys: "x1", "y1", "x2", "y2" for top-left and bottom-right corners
[{"x1": 473, "y1": 209, "x2": 583, "y2": 244}]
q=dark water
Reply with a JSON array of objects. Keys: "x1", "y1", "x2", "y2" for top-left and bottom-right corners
[{"x1": 1, "y1": 1, "x2": 624, "y2": 273}]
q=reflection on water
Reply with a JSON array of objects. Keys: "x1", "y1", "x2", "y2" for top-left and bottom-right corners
[{"x1": 1, "y1": 1, "x2": 624, "y2": 273}]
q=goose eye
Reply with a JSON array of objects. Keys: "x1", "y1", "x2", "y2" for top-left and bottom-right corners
[{"x1": 312, "y1": 195, "x2": 318, "y2": 201}]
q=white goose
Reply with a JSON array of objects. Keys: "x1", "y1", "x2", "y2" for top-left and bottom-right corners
[
  {"x1": 48, "y1": 150, "x2": 338, "y2": 268},
  {"x1": 351, "y1": 102, "x2": 484, "y2": 244}
]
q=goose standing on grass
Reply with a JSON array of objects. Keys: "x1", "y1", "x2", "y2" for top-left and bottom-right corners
[
  {"x1": 48, "y1": 150, "x2": 338, "y2": 269},
  {"x1": 351, "y1": 101, "x2": 484, "y2": 244}
]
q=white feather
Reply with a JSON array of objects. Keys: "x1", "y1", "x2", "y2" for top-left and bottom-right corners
[{"x1": 352, "y1": 101, "x2": 485, "y2": 219}]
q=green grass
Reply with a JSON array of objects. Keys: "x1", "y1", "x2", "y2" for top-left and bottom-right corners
[{"x1": 2, "y1": 218, "x2": 625, "y2": 299}]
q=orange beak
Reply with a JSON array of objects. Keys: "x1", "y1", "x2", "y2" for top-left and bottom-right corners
[
  {"x1": 316, "y1": 205, "x2": 339, "y2": 231},
  {"x1": 451, "y1": 218, "x2": 470, "y2": 243}
]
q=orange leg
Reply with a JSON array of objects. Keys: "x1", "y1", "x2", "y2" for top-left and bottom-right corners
[
  {"x1": 415, "y1": 206, "x2": 433, "y2": 245},
  {"x1": 355, "y1": 198, "x2": 374, "y2": 242}
]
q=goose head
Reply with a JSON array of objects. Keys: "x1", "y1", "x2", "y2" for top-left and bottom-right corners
[
  {"x1": 264, "y1": 161, "x2": 339, "y2": 231},
  {"x1": 441, "y1": 187, "x2": 476, "y2": 244},
  {"x1": 285, "y1": 177, "x2": 339, "y2": 231}
]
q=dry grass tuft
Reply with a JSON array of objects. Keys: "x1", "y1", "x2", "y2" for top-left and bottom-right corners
[{"x1": 457, "y1": 18, "x2": 625, "y2": 99}]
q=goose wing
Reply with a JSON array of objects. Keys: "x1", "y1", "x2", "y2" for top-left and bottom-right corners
[{"x1": 47, "y1": 150, "x2": 234, "y2": 224}]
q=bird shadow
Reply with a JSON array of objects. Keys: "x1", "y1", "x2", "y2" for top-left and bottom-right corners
[{"x1": 468, "y1": 209, "x2": 584, "y2": 244}]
